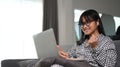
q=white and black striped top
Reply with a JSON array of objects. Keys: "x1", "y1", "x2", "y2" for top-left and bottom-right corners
[{"x1": 67, "y1": 34, "x2": 117, "y2": 67}]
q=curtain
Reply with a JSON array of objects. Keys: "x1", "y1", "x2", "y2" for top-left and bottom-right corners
[{"x1": 43, "y1": 0, "x2": 59, "y2": 44}]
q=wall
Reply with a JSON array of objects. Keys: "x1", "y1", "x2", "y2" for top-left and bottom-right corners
[
  {"x1": 58, "y1": 0, "x2": 76, "y2": 48},
  {"x1": 73, "y1": 0, "x2": 120, "y2": 17}
]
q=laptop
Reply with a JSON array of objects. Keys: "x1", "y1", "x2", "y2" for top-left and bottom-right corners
[{"x1": 33, "y1": 28, "x2": 58, "y2": 58}]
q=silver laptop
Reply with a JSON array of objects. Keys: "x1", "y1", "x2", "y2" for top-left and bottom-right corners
[{"x1": 33, "y1": 28, "x2": 58, "y2": 58}]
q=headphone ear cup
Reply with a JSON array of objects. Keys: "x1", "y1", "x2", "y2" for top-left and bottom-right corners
[{"x1": 97, "y1": 22, "x2": 99, "y2": 26}]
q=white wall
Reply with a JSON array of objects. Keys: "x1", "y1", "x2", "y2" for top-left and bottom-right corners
[{"x1": 73, "y1": 0, "x2": 120, "y2": 17}]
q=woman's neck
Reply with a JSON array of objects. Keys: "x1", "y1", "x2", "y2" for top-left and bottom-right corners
[{"x1": 89, "y1": 30, "x2": 100, "y2": 38}]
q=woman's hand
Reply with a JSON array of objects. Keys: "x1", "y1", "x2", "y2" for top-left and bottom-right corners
[
  {"x1": 56, "y1": 45, "x2": 69, "y2": 59},
  {"x1": 87, "y1": 34, "x2": 98, "y2": 48},
  {"x1": 56, "y1": 46, "x2": 82, "y2": 60}
]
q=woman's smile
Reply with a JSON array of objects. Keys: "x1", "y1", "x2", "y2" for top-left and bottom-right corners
[{"x1": 82, "y1": 26, "x2": 91, "y2": 35}]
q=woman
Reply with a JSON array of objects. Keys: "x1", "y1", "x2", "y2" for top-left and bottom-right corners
[{"x1": 41, "y1": 9, "x2": 117, "y2": 67}]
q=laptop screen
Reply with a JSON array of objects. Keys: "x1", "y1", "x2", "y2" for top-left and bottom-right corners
[{"x1": 33, "y1": 28, "x2": 58, "y2": 58}]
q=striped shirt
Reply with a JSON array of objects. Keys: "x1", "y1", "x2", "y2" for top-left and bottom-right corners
[{"x1": 67, "y1": 34, "x2": 117, "y2": 67}]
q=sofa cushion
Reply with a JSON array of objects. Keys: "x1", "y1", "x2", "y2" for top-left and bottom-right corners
[{"x1": 19, "y1": 59, "x2": 38, "y2": 67}]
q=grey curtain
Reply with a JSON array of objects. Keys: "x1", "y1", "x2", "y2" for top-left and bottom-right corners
[{"x1": 43, "y1": 0, "x2": 59, "y2": 44}]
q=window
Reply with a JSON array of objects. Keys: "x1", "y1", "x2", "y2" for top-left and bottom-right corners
[
  {"x1": 0, "y1": 0, "x2": 43, "y2": 63},
  {"x1": 74, "y1": 9, "x2": 84, "y2": 41},
  {"x1": 114, "y1": 17, "x2": 120, "y2": 31}
]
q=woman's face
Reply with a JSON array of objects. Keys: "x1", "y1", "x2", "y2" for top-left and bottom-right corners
[{"x1": 81, "y1": 17, "x2": 99, "y2": 35}]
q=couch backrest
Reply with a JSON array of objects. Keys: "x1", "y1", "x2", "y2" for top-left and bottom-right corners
[{"x1": 114, "y1": 40, "x2": 120, "y2": 67}]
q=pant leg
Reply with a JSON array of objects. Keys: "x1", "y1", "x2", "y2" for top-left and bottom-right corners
[
  {"x1": 54, "y1": 57, "x2": 92, "y2": 67},
  {"x1": 40, "y1": 57, "x2": 56, "y2": 67},
  {"x1": 39, "y1": 57, "x2": 67, "y2": 67},
  {"x1": 40, "y1": 57, "x2": 93, "y2": 67}
]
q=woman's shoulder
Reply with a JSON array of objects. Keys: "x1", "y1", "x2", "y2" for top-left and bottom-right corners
[
  {"x1": 99, "y1": 34, "x2": 113, "y2": 42},
  {"x1": 98, "y1": 34, "x2": 115, "y2": 49}
]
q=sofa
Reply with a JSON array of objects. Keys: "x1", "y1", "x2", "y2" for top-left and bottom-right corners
[{"x1": 1, "y1": 40, "x2": 120, "y2": 67}]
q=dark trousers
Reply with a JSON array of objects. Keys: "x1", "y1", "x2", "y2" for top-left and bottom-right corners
[{"x1": 40, "y1": 57, "x2": 93, "y2": 67}]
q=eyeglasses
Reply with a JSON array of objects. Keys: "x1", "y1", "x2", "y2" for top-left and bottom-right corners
[{"x1": 79, "y1": 21, "x2": 94, "y2": 27}]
